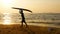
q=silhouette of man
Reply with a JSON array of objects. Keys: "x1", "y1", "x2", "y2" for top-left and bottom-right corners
[{"x1": 12, "y1": 7, "x2": 32, "y2": 27}]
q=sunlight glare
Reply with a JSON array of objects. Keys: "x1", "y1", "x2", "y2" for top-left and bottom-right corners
[
  {"x1": 3, "y1": 20, "x2": 11, "y2": 25},
  {"x1": 3, "y1": 13, "x2": 11, "y2": 25},
  {"x1": 2, "y1": 0, "x2": 12, "y2": 7}
]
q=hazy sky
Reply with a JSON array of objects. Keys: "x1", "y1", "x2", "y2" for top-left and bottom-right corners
[{"x1": 0, "y1": 0, "x2": 60, "y2": 13}]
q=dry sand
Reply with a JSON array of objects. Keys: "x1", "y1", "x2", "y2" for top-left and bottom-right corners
[{"x1": 0, "y1": 24, "x2": 60, "y2": 34}]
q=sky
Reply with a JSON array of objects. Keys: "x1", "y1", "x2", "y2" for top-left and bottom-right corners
[{"x1": 0, "y1": 0, "x2": 60, "y2": 13}]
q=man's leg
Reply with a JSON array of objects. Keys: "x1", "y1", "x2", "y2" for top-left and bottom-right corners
[
  {"x1": 20, "y1": 21, "x2": 23, "y2": 27},
  {"x1": 24, "y1": 21, "x2": 28, "y2": 28}
]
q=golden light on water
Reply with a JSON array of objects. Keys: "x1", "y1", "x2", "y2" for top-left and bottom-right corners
[
  {"x1": 3, "y1": 13, "x2": 11, "y2": 25},
  {"x1": 3, "y1": 20, "x2": 11, "y2": 25}
]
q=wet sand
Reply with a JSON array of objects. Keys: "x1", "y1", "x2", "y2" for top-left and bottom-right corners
[{"x1": 0, "y1": 24, "x2": 60, "y2": 34}]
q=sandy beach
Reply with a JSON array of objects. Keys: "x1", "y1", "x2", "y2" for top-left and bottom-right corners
[{"x1": 0, "y1": 24, "x2": 60, "y2": 34}]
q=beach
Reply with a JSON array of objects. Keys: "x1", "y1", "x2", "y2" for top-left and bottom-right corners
[{"x1": 0, "y1": 24, "x2": 60, "y2": 34}]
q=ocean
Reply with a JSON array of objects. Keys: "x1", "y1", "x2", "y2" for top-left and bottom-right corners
[{"x1": 0, "y1": 13, "x2": 60, "y2": 24}]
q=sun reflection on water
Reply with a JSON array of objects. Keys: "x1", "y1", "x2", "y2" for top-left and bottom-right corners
[{"x1": 3, "y1": 13, "x2": 11, "y2": 25}]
